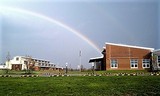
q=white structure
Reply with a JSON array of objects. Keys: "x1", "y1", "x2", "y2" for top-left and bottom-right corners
[
  {"x1": 152, "y1": 49, "x2": 160, "y2": 70},
  {"x1": 0, "y1": 64, "x2": 8, "y2": 70},
  {"x1": 5, "y1": 56, "x2": 55, "y2": 70},
  {"x1": 89, "y1": 56, "x2": 103, "y2": 70}
]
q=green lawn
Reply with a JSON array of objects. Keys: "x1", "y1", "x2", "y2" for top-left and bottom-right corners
[{"x1": 0, "y1": 76, "x2": 160, "y2": 96}]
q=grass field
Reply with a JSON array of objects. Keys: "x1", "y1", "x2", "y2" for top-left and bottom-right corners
[{"x1": 0, "y1": 76, "x2": 160, "y2": 96}]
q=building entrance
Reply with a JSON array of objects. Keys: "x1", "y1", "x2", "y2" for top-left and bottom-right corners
[{"x1": 12, "y1": 64, "x2": 22, "y2": 70}]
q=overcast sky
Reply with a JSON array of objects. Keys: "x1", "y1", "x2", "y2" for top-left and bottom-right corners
[{"x1": 0, "y1": 0, "x2": 159, "y2": 68}]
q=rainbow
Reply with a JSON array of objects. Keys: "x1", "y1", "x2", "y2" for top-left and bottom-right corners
[{"x1": 0, "y1": 6, "x2": 101, "y2": 54}]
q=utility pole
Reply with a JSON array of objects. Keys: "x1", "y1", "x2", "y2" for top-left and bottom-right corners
[
  {"x1": 79, "y1": 50, "x2": 82, "y2": 72},
  {"x1": 6, "y1": 52, "x2": 11, "y2": 73},
  {"x1": 6, "y1": 52, "x2": 11, "y2": 62}
]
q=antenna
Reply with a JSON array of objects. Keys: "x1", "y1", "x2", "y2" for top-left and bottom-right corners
[
  {"x1": 6, "y1": 52, "x2": 11, "y2": 62},
  {"x1": 6, "y1": 52, "x2": 11, "y2": 70}
]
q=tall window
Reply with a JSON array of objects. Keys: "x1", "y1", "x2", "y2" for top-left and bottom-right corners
[
  {"x1": 111, "y1": 59, "x2": 118, "y2": 68},
  {"x1": 158, "y1": 56, "x2": 160, "y2": 67},
  {"x1": 142, "y1": 59, "x2": 150, "y2": 68},
  {"x1": 130, "y1": 59, "x2": 138, "y2": 68}
]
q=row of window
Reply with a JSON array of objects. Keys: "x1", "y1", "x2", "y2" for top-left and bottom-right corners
[
  {"x1": 39, "y1": 63, "x2": 55, "y2": 67},
  {"x1": 16, "y1": 57, "x2": 50, "y2": 64},
  {"x1": 33, "y1": 59, "x2": 50, "y2": 64},
  {"x1": 110, "y1": 59, "x2": 150, "y2": 68}
]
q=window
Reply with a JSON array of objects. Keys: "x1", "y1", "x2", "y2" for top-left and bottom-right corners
[
  {"x1": 16, "y1": 57, "x2": 19, "y2": 61},
  {"x1": 34, "y1": 59, "x2": 37, "y2": 62},
  {"x1": 158, "y1": 56, "x2": 160, "y2": 63},
  {"x1": 142, "y1": 59, "x2": 150, "y2": 68},
  {"x1": 130, "y1": 59, "x2": 138, "y2": 68},
  {"x1": 158, "y1": 56, "x2": 160, "y2": 67},
  {"x1": 111, "y1": 59, "x2": 118, "y2": 68},
  {"x1": 24, "y1": 61, "x2": 27, "y2": 64}
]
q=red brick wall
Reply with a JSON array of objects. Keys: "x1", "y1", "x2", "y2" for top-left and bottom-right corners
[{"x1": 105, "y1": 44, "x2": 151, "y2": 70}]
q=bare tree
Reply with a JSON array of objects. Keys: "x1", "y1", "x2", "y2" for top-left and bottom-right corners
[
  {"x1": 152, "y1": 54, "x2": 158, "y2": 71},
  {"x1": 25, "y1": 55, "x2": 35, "y2": 74}
]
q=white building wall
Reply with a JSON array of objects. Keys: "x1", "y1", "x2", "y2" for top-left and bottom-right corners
[
  {"x1": 5, "y1": 56, "x2": 27, "y2": 70},
  {"x1": 20, "y1": 57, "x2": 27, "y2": 70},
  {"x1": 153, "y1": 49, "x2": 160, "y2": 70},
  {"x1": 5, "y1": 61, "x2": 12, "y2": 69},
  {"x1": 5, "y1": 56, "x2": 54, "y2": 70},
  {"x1": 11, "y1": 56, "x2": 22, "y2": 64}
]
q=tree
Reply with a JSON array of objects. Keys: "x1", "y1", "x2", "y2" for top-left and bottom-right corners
[
  {"x1": 25, "y1": 55, "x2": 35, "y2": 74},
  {"x1": 152, "y1": 53, "x2": 158, "y2": 71}
]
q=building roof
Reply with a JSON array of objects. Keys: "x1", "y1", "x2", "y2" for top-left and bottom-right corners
[
  {"x1": 105, "y1": 42, "x2": 154, "y2": 51},
  {"x1": 32, "y1": 58, "x2": 50, "y2": 62},
  {"x1": 15, "y1": 56, "x2": 50, "y2": 62},
  {"x1": 89, "y1": 56, "x2": 103, "y2": 63},
  {"x1": 90, "y1": 56, "x2": 103, "y2": 60},
  {"x1": 153, "y1": 49, "x2": 160, "y2": 52},
  {"x1": 153, "y1": 49, "x2": 160, "y2": 55},
  {"x1": 55, "y1": 65, "x2": 63, "y2": 69}
]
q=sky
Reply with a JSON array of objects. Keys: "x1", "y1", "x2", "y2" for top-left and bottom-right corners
[{"x1": 0, "y1": 0, "x2": 159, "y2": 68}]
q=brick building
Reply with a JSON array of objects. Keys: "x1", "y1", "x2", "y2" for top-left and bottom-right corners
[{"x1": 90, "y1": 43, "x2": 154, "y2": 70}]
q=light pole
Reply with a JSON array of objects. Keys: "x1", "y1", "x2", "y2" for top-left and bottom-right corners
[
  {"x1": 92, "y1": 63, "x2": 94, "y2": 75},
  {"x1": 79, "y1": 50, "x2": 82, "y2": 72},
  {"x1": 66, "y1": 62, "x2": 68, "y2": 74}
]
